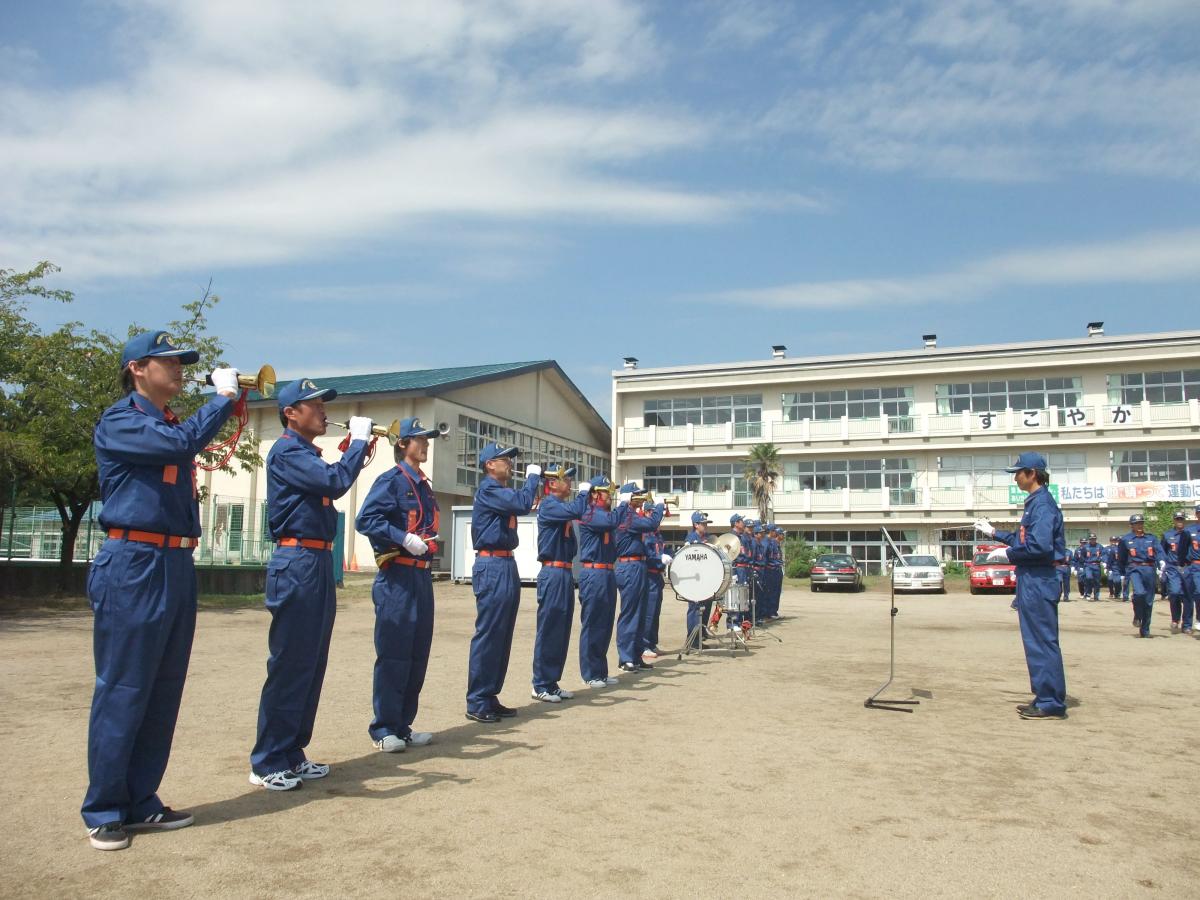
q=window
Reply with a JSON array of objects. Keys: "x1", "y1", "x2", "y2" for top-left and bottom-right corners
[
  {"x1": 456, "y1": 415, "x2": 608, "y2": 489},
  {"x1": 1107, "y1": 370, "x2": 1200, "y2": 405},
  {"x1": 1112, "y1": 448, "x2": 1200, "y2": 482},
  {"x1": 644, "y1": 394, "x2": 762, "y2": 428},
  {"x1": 939, "y1": 453, "x2": 1086, "y2": 487},
  {"x1": 939, "y1": 527, "x2": 979, "y2": 562},
  {"x1": 934, "y1": 377, "x2": 1082, "y2": 415},
  {"x1": 783, "y1": 458, "x2": 915, "y2": 492},
  {"x1": 644, "y1": 463, "x2": 747, "y2": 495},
  {"x1": 782, "y1": 386, "x2": 913, "y2": 422}
]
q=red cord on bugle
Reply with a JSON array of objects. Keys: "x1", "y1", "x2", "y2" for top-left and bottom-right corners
[
  {"x1": 338, "y1": 431, "x2": 379, "y2": 464},
  {"x1": 197, "y1": 390, "x2": 249, "y2": 472}
]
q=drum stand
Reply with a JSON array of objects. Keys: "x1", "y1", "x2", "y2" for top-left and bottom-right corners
[{"x1": 678, "y1": 596, "x2": 745, "y2": 659}]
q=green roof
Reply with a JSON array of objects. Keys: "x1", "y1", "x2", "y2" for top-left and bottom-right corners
[{"x1": 266, "y1": 360, "x2": 554, "y2": 398}]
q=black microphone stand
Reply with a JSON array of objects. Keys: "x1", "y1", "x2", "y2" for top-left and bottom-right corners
[{"x1": 865, "y1": 527, "x2": 920, "y2": 713}]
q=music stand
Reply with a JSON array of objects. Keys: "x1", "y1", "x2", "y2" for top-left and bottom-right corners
[{"x1": 864, "y1": 527, "x2": 920, "y2": 712}]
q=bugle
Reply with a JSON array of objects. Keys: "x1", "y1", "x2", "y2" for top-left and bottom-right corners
[
  {"x1": 193, "y1": 364, "x2": 276, "y2": 398},
  {"x1": 329, "y1": 418, "x2": 401, "y2": 441}
]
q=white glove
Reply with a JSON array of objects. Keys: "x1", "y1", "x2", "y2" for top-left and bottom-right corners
[
  {"x1": 211, "y1": 367, "x2": 239, "y2": 396},
  {"x1": 618, "y1": 492, "x2": 633, "y2": 504},
  {"x1": 973, "y1": 518, "x2": 995, "y2": 537},
  {"x1": 1158, "y1": 560, "x2": 1166, "y2": 573},
  {"x1": 577, "y1": 482, "x2": 592, "y2": 494},
  {"x1": 525, "y1": 464, "x2": 542, "y2": 478},
  {"x1": 402, "y1": 533, "x2": 428, "y2": 555},
  {"x1": 986, "y1": 547, "x2": 1009, "y2": 563},
  {"x1": 661, "y1": 553, "x2": 673, "y2": 566},
  {"x1": 348, "y1": 416, "x2": 373, "y2": 441}
]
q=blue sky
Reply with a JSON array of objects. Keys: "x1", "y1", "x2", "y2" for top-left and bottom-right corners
[{"x1": 3, "y1": 0, "x2": 1200, "y2": 419}]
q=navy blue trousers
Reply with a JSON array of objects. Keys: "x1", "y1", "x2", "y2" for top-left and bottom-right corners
[
  {"x1": 467, "y1": 557, "x2": 520, "y2": 715},
  {"x1": 1056, "y1": 567, "x2": 1071, "y2": 601},
  {"x1": 578, "y1": 568, "x2": 616, "y2": 681},
  {"x1": 82, "y1": 539, "x2": 197, "y2": 828},
  {"x1": 764, "y1": 568, "x2": 782, "y2": 616},
  {"x1": 369, "y1": 564, "x2": 434, "y2": 741},
  {"x1": 641, "y1": 570, "x2": 664, "y2": 651},
  {"x1": 1164, "y1": 566, "x2": 1192, "y2": 628},
  {"x1": 1128, "y1": 567, "x2": 1156, "y2": 636},
  {"x1": 1015, "y1": 567, "x2": 1067, "y2": 714},
  {"x1": 615, "y1": 560, "x2": 648, "y2": 664},
  {"x1": 251, "y1": 547, "x2": 336, "y2": 775},
  {"x1": 532, "y1": 566, "x2": 575, "y2": 694}
]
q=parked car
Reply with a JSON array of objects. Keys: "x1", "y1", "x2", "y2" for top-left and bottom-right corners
[
  {"x1": 891, "y1": 554, "x2": 946, "y2": 593},
  {"x1": 810, "y1": 553, "x2": 865, "y2": 592},
  {"x1": 966, "y1": 543, "x2": 1017, "y2": 595}
]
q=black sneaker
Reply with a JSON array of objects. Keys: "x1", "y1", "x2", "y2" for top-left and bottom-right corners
[
  {"x1": 493, "y1": 703, "x2": 518, "y2": 718},
  {"x1": 619, "y1": 661, "x2": 639, "y2": 672},
  {"x1": 88, "y1": 822, "x2": 130, "y2": 851},
  {"x1": 1018, "y1": 705, "x2": 1067, "y2": 720},
  {"x1": 126, "y1": 807, "x2": 194, "y2": 831},
  {"x1": 637, "y1": 660, "x2": 654, "y2": 669},
  {"x1": 466, "y1": 710, "x2": 500, "y2": 723}
]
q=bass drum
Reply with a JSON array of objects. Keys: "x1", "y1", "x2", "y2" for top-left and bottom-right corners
[{"x1": 668, "y1": 542, "x2": 732, "y2": 603}]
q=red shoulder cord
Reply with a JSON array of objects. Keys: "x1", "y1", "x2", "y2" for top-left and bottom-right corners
[
  {"x1": 338, "y1": 431, "x2": 379, "y2": 465},
  {"x1": 197, "y1": 390, "x2": 249, "y2": 472}
]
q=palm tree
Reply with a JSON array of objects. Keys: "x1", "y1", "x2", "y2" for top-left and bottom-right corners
[{"x1": 744, "y1": 442, "x2": 781, "y2": 522}]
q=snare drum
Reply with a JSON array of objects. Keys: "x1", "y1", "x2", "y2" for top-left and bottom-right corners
[
  {"x1": 721, "y1": 583, "x2": 749, "y2": 612},
  {"x1": 668, "y1": 542, "x2": 732, "y2": 603}
]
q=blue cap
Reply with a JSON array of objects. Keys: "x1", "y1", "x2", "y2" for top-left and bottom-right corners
[
  {"x1": 1174, "y1": 511, "x2": 1186, "y2": 520},
  {"x1": 478, "y1": 441, "x2": 519, "y2": 469},
  {"x1": 1129, "y1": 514, "x2": 1145, "y2": 524},
  {"x1": 543, "y1": 462, "x2": 576, "y2": 480},
  {"x1": 121, "y1": 330, "x2": 200, "y2": 367},
  {"x1": 398, "y1": 417, "x2": 440, "y2": 440},
  {"x1": 730, "y1": 514, "x2": 743, "y2": 525},
  {"x1": 1004, "y1": 451, "x2": 1048, "y2": 473},
  {"x1": 277, "y1": 377, "x2": 337, "y2": 410},
  {"x1": 589, "y1": 474, "x2": 615, "y2": 492},
  {"x1": 753, "y1": 524, "x2": 764, "y2": 534},
  {"x1": 691, "y1": 511, "x2": 711, "y2": 525}
]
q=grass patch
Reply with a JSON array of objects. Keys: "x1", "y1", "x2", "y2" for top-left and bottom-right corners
[{"x1": 199, "y1": 593, "x2": 264, "y2": 609}]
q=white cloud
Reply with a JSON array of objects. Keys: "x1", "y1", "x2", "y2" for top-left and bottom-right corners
[{"x1": 695, "y1": 228, "x2": 1200, "y2": 309}]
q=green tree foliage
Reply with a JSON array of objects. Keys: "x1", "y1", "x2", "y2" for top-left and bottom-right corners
[
  {"x1": 784, "y1": 536, "x2": 830, "y2": 579},
  {"x1": 744, "y1": 442, "x2": 780, "y2": 522},
  {"x1": 1144, "y1": 500, "x2": 1188, "y2": 538},
  {"x1": 1, "y1": 266, "x2": 261, "y2": 586}
]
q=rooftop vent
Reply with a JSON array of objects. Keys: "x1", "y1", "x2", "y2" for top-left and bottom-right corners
[
  {"x1": 922, "y1": 334, "x2": 937, "y2": 349},
  {"x1": 622, "y1": 356, "x2": 639, "y2": 370},
  {"x1": 771, "y1": 345, "x2": 787, "y2": 359},
  {"x1": 1087, "y1": 321, "x2": 1104, "y2": 337}
]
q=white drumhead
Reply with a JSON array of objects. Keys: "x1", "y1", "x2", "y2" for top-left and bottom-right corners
[{"x1": 669, "y1": 543, "x2": 731, "y2": 602}]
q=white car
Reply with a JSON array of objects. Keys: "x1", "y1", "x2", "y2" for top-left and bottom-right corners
[{"x1": 891, "y1": 554, "x2": 946, "y2": 593}]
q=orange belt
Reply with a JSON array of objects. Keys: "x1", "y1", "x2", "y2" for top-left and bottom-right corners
[
  {"x1": 381, "y1": 556, "x2": 430, "y2": 570},
  {"x1": 541, "y1": 560, "x2": 572, "y2": 569},
  {"x1": 279, "y1": 537, "x2": 334, "y2": 551},
  {"x1": 617, "y1": 555, "x2": 645, "y2": 563},
  {"x1": 734, "y1": 562, "x2": 750, "y2": 568},
  {"x1": 107, "y1": 528, "x2": 197, "y2": 550},
  {"x1": 582, "y1": 562, "x2": 614, "y2": 570},
  {"x1": 477, "y1": 550, "x2": 513, "y2": 558}
]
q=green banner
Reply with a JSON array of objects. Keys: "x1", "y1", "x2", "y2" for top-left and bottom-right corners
[{"x1": 1009, "y1": 484, "x2": 1059, "y2": 504}]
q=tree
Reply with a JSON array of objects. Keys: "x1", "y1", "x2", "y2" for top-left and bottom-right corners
[
  {"x1": 744, "y1": 442, "x2": 781, "y2": 522},
  {"x1": 784, "y1": 536, "x2": 830, "y2": 579},
  {"x1": 1144, "y1": 500, "x2": 1188, "y2": 537},
  {"x1": 1, "y1": 265, "x2": 261, "y2": 589}
]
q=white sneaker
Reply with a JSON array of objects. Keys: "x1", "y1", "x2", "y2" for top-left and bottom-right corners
[
  {"x1": 532, "y1": 689, "x2": 562, "y2": 703},
  {"x1": 249, "y1": 770, "x2": 302, "y2": 791},
  {"x1": 406, "y1": 732, "x2": 434, "y2": 747},
  {"x1": 586, "y1": 678, "x2": 609, "y2": 687},
  {"x1": 604, "y1": 676, "x2": 619, "y2": 685},
  {"x1": 642, "y1": 648, "x2": 659, "y2": 659},
  {"x1": 292, "y1": 760, "x2": 329, "y2": 780},
  {"x1": 373, "y1": 735, "x2": 407, "y2": 753},
  {"x1": 554, "y1": 688, "x2": 574, "y2": 700}
]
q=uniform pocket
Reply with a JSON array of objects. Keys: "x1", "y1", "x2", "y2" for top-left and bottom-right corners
[
  {"x1": 265, "y1": 555, "x2": 294, "y2": 609},
  {"x1": 86, "y1": 550, "x2": 113, "y2": 612}
]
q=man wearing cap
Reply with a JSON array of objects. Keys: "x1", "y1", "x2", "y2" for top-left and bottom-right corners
[
  {"x1": 1160, "y1": 512, "x2": 1191, "y2": 634},
  {"x1": 1071, "y1": 538, "x2": 1087, "y2": 599},
  {"x1": 466, "y1": 443, "x2": 541, "y2": 722},
  {"x1": 249, "y1": 379, "x2": 373, "y2": 791},
  {"x1": 1118, "y1": 514, "x2": 1159, "y2": 637},
  {"x1": 576, "y1": 477, "x2": 621, "y2": 686},
  {"x1": 82, "y1": 332, "x2": 238, "y2": 850},
  {"x1": 764, "y1": 527, "x2": 785, "y2": 621},
  {"x1": 1081, "y1": 534, "x2": 1103, "y2": 602},
  {"x1": 974, "y1": 452, "x2": 1068, "y2": 720},
  {"x1": 729, "y1": 515, "x2": 753, "y2": 629},
  {"x1": 1054, "y1": 547, "x2": 1073, "y2": 602},
  {"x1": 530, "y1": 464, "x2": 592, "y2": 703},
  {"x1": 355, "y1": 418, "x2": 444, "y2": 752},
  {"x1": 640, "y1": 509, "x2": 670, "y2": 660},
  {"x1": 1183, "y1": 504, "x2": 1200, "y2": 635},
  {"x1": 1104, "y1": 537, "x2": 1121, "y2": 600},
  {"x1": 613, "y1": 483, "x2": 665, "y2": 672},
  {"x1": 683, "y1": 511, "x2": 713, "y2": 647}
]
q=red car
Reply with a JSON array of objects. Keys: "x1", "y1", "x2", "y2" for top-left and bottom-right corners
[{"x1": 967, "y1": 543, "x2": 1017, "y2": 595}]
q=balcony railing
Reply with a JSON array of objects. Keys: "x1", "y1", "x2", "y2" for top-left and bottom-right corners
[{"x1": 617, "y1": 400, "x2": 1200, "y2": 451}]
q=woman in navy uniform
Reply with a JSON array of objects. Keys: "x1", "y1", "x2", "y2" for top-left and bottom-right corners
[
  {"x1": 466, "y1": 443, "x2": 541, "y2": 722},
  {"x1": 1119, "y1": 514, "x2": 1159, "y2": 638},
  {"x1": 576, "y1": 477, "x2": 620, "y2": 686},
  {"x1": 249, "y1": 379, "x2": 372, "y2": 790},
  {"x1": 83, "y1": 331, "x2": 238, "y2": 850},
  {"x1": 530, "y1": 464, "x2": 592, "y2": 702},
  {"x1": 355, "y1": 417, "x2": 444, "y2": 752},
  {"x1": 975, "y1": 452, "x2": 1068, "y2": 720}
]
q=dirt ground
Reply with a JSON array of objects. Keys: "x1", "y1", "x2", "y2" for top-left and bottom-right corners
[{"x1": 2, "y1": 577, "x2": 1199, "y2": 900}]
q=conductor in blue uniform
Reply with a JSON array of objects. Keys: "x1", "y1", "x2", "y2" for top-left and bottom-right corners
[
  {"x1": 250, "y1": 379, "x2": 372, "y2": 790},
  {"x1": 613, "y1": 483, "x2": 665, "y2": 672},
  {"x1": 466, "y1": 443, "x2": 541, "y2": 722},
  {"x1": 531, "y1": 464, "x2": 592, "y2": 703},
  {"x1": 83, "y1": 331, "x2": 238, "y2": 850},
  {"x1": 355, "y1": 417, "x2": 444, "y2": 753},
  {"x1": 975, "y1": 452, "x2": 1068, "y2": 720}
]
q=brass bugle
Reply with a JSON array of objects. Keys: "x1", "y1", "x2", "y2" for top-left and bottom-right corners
[
  {"x1": 329, "y1": 418, "x2": 401, "y2": 441},
  {"x1": 194, "y1": 364, "x2": 277, "y2": 399}
]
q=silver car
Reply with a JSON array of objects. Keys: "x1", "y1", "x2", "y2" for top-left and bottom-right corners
[{"x1": 891, "y1": 554, "x2": 946, "y2": 593}]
